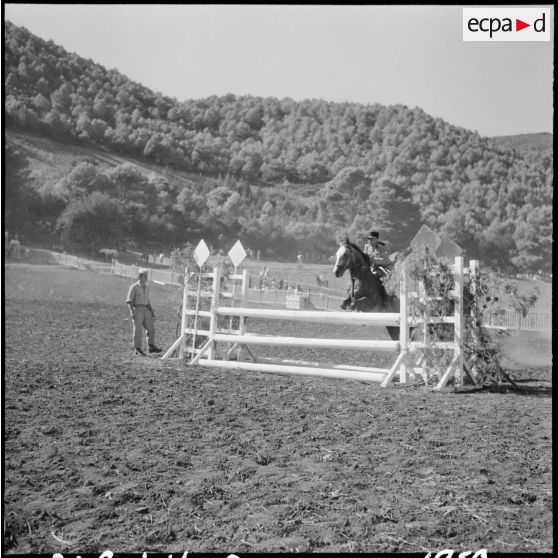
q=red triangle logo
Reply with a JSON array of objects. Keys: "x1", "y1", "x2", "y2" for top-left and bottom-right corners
[{"x1": 516, "y1": 19, "x2": 530, "y2": 31}]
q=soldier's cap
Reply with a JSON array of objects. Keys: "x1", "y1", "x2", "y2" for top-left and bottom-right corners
[{"x1": 138, "y1": 268, "x2": 149, "y2": 277}]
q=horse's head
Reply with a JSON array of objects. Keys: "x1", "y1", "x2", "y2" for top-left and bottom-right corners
[
  {"x1": 332, "y1": 240, "x2": 349, "y2": 277},
  {"x1": 332, "y1": 239, "x2": 370, "y2": 278}
]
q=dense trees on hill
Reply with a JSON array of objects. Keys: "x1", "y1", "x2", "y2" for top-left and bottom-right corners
[{"x1": 4, "y1": 21, "x2": 553, "y2": 272}]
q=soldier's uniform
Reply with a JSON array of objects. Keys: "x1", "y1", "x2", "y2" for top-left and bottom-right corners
[
  {"x1": 126, "y1": 269, "x2": 162, "y2": 356},
  {"x1": 363, "y1": 231, "x2": 390, "y2": 277}
]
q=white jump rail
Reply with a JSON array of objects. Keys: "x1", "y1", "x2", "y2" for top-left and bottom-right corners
[{"x1": 215, "y1": 306, "x2": 400, "y2": 327}]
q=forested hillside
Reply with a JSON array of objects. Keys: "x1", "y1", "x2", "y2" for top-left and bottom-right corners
[{"x1": 4, "y1": 21, "x2": 553, "y2": 272}]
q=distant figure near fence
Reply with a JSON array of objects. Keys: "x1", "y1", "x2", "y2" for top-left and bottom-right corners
[
  {"x1": 9, "y1": 235, "x2": 22, "y2": 259},
  {"x1": 316, "y1": 272, "x2": 328, "y2": 288}
]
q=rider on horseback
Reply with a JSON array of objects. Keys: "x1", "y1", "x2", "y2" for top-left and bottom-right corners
[{"x1": 363, "y1": 230, "x2": 391, "y2": 279}]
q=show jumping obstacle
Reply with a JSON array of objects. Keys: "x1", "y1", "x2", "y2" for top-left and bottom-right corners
[{"x1": 162, "y1": 241, "x2": 479, "y2": 390}]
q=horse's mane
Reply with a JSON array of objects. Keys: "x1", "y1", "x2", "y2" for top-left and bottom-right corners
[{"x1": 348, "y1": 241, "x2": 371, "y2": 267}]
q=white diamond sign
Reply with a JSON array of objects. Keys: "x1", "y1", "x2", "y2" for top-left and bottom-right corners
[
  {"x1": 228, "y1": 240, "x2": 247, "y2": 269},
  {"x1": 193, "y1": 239, "x2": 210, "y2": 268}
]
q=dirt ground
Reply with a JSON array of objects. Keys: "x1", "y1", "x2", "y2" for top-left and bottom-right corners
[{"x1": 2, "y1": 263, "x2": 553, "y2": 554}]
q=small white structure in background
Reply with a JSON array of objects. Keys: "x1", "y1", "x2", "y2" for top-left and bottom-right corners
[{"x1": 286, "y1": 292, "x2": 303, "y2": 309}]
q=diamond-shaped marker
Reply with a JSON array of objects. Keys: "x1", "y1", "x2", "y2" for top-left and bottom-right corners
[
  {"x1": 193, "y1": 239, "x2": 210, "y2": 268},
  {"x1": 228, "y1": 240, "x2": 247, "y2": 269}
]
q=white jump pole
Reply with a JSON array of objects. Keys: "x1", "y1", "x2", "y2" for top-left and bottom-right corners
[
  {"x1": 236, "y1": 269, "x2": 249, "y2": 361},
  {"x1": 190, "y1": 267, "x2": 204, "y2": 357},
  {"x1": 434, "y1": 255, "x2": 464, "y2": 390},
  {"x1": 178, "y1": 266, "x2": 189, "y2": 359},
  {"x1": 399, "y1": 259, "x2": 409, "y2": 384},
  {"x1": 161, "y1": 266, "x2": 189, "y2": 359},
  {"x1": 213, "y1": 333, "x2": 399, "y2": 351},
  {"x1": 214, "y1": 307, "x2": 400, "y2": 327},
  {"x1": 207, "y1": 266, "x2": 221, "y2": 360},
  {"x1": 454, "y1": 255, "x2": 464, "y2": 387},
  {"x1": 379, "y1": 263, "x2": 409, "y2": 387},
  {"x1": 196, "y1": 358, "x2": 388, "y2": 383}
]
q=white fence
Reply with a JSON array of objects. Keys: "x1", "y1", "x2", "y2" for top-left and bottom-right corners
[
  {"x1": 485, "y1": 309, "x2": 552, "y2": 332},
  {"x1": 50, "y1": 252, "x2": 87, "y2": 270},
  {"x1": 111, "y1": 262, "x2": 181, "y2": 286}
]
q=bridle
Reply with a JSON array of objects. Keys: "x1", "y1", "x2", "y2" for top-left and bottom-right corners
[{"x1": 338, "y1": 244, "x2": 369, "y2": 274}]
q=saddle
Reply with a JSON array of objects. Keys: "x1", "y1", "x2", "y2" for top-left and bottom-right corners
[{"x1": 371, "y1": 264, "x2": 391, "y2": 280}]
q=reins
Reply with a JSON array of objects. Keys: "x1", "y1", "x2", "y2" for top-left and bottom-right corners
[{"x1": 343, "y1": 245, "x2": 370, "y2": 274}]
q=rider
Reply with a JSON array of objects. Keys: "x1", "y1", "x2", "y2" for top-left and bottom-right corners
[{"x1": 363, "y1": 230, "x2": 391, "y2": 278}]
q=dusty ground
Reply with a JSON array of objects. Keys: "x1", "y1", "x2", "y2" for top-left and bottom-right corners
[{"x1": 2, "y1": 263, "x2": 553, "y2": 554}]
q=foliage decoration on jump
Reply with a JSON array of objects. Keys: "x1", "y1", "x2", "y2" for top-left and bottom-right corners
[{"x1": 386, "y1": 225, "x2": 539, "y2": 387}]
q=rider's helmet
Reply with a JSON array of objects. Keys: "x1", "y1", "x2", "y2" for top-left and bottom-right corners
[{"x1": 366, "y1": 231, "x2": 385, "y2": 245}]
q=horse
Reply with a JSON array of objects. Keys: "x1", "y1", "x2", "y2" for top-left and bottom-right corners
[
  {"x1": 99, "y1": 248, "x2": 119, "y2": 262},
  {"x1": 332, "y1": 239, "x2": 401, "y2": 341}
]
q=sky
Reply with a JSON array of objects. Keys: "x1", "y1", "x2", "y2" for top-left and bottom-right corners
[{"x1": 4, "y1": 4, "x2": 554, "y2": 137}]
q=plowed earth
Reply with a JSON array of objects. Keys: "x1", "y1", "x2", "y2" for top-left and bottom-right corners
[{"x1": 3, "y1": 264, "x2": 552, "y2": 554}]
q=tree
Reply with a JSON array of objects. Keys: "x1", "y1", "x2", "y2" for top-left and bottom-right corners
[
  {"x1": 41, "y1": 109, "x2": 73, "y2": 137},
  {"x1": 53, "y1": 161, "x2": 112, "y2": 200},
  {"x1": 296, "y1": 153, "x2": 329, "y2": 183},
  {"x1": 50, "y1": 81, "x2": 72, "y2": 112},
  {"x1": 75, "y1": 113, "x2": 94, "y2": 140},
  {"x1": 57, "y1": 192, "x2": 127, "y2": 249},
  {"x1": 31, "y1": 93, "x2": 51, "y2": 115},
  {"x1": 107, "y1": 163, "x2": 157, "y2": 211},
  {"x1": 206, "y1": 186, "x2": 243, "y2": 228},
  {"x1": 511, "y1": 206, "x2": 552, "y2": 272},
  {"x1": 4, "y1": 141, "x2": 39, "y2": 234}
]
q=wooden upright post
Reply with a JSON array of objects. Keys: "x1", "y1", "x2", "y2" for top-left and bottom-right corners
[
  {"x1": 399, "y1": 260, "x2": 409, "y2": 384},
  {"x1": 434, "y1": 255, "x2": 464, "y2": 390},
  {"x1": 207, "y1": 266, "x2": 221, "y2": 361},
  {"x1": 178, "y1": 266, "x2": 189, "y2": 359},
  {"x1": 237, "y1": 269, "x2": 249, "y2": 360},
  {"x1": 161, "y1": 266, "x2": 190, "y2": 359},
  {"x1": 453, "y1": 256, "x2": 464, "y2": 387}
]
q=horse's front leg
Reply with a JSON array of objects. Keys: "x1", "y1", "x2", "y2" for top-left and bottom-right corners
[
  {"x1": 340, "y1": 284, "x2": 354, "y2": 310},
  {"x1": 340, "y1": 294, "x2": 352, "y2": 310}
]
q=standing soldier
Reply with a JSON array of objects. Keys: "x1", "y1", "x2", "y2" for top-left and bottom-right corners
[{"x1": 126, "y1": 269, "x2": 163, "y2": 356}]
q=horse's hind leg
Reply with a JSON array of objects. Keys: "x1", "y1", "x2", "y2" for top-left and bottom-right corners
[
  {"x1": 386, "y1": 326, "x2": 400, "y2": 341},
  {"x1": 354, "y1": 297, "x2": 374, "y2": 312}
]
